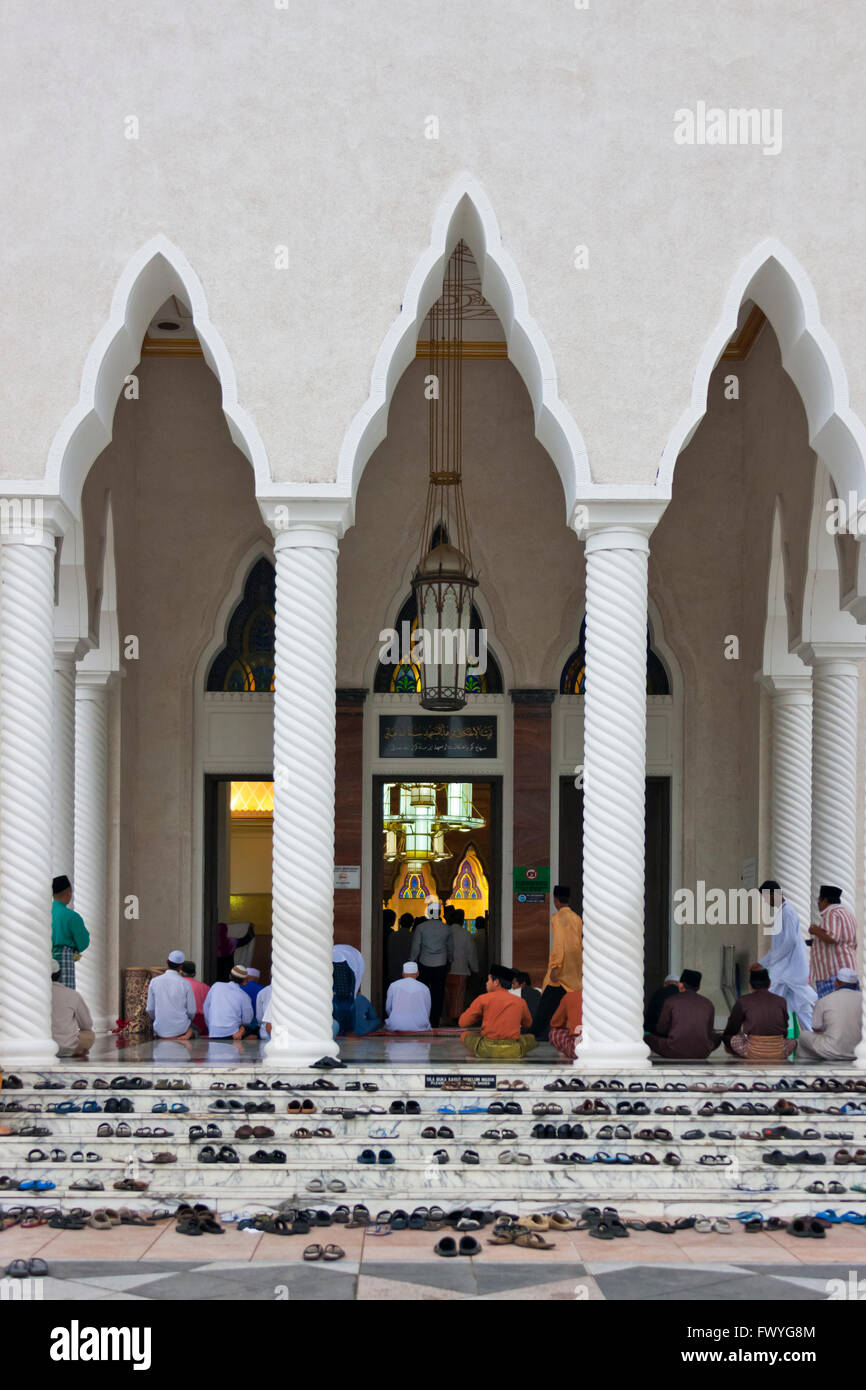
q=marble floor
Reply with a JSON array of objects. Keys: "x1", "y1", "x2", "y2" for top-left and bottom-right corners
[
  {"x1": 2, "y1": 1219, "x2": 865, "y2": 1300},
  {"x1": 64, "y1": 1033, "x2": 831, "y2": 1069}
]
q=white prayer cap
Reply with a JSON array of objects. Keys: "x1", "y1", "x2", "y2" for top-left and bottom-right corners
[
  {"x1": 245, "y1": 967, "x2": 260, "y2": 978},
  {"x1": 663, "y1": 974, "x2": 679, "y2": 984},
  {"x1": 403, "y1": 962, "x2": 419, "y2": 974},
  {"x1": 836, "y1": 967, "x2": 859, "y2": 984},
  {"x1": 167, "y1": 950, "x2": 185, "y2": 964}
]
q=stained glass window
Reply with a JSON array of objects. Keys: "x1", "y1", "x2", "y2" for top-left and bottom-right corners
[
  {"x1": 207, "y1": 558, "x2": 277, "y2": 692},
  {"x1": 560, "y1": 618, "x2": 670, "y2": 695},
  {"x1": 373, "y1": 595, "x2": 503, "y2": 694}
]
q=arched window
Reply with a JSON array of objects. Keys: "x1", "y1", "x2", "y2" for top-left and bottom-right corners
[
  {"x1": 374, "y1": 594, "x2": 503, "y2": 694},
  {"x1": 206, "y1": 557, "x2": 276, "y2": 692},
  {"x1": 560, "y1": 618, "x2": 670, "y2": 695}
]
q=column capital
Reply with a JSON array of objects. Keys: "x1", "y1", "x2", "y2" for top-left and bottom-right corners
[
  {"x1": 54, "y1": 637, "x2": 90, "y2": 664},
  {"x1": 797, "y1": 640, "x2": 866, "y2": 669},
  {"x1": 756, "y1": 671, "x2": 812, "y2": 700},
  {"x1": 75, "y1": 668, "x2": 119, "y2": 693},
  {"x1": 0, "y1": 495, "x2": 73, "y2": 546},
  {"x1": 258, "y1": 495, "x2": 354, "y2": 544},
  {"x1": 572, "y1": 495, "x2": 670, "y2": 548}
]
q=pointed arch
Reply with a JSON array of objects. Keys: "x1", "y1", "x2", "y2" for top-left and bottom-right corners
[
  {"x1": 195, "y1": 540, "x2": 276, "y2": 695},
  {"x1": 337, "y1": 173, "x2": 590, "y2": 520},
  {"x1": 47, "y1": 235, "x2": 271, "y2": 515},
  {"x1": 658, "y1": 239, "x2": 866, "y2": 503}
]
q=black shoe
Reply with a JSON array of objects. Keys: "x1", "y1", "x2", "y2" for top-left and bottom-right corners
[
  {"x1": 389, "y1": 1101, "x2": 405, "y2": 1114},
  {"x1": 406, "y1": 1101, "x2": 420, "y2": 1114},
  {"x1": 461, "y1": 1150, "x2": 480, "y2": 1165},
  {"x1": 437, "y1": 1126, "x2": 454, "y2": 1140},
  {"x1": 217, "y1": 1145, "x2": 240, "y2": 1164}
]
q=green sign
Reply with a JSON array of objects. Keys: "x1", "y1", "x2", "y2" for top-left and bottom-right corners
[{"x1": 513, "y1": 866, "x2": 550, "y2": 894}]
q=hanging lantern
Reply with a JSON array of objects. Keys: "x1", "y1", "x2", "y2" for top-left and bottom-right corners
[{"x1": 411, "y1": 241, "x2": 479, "y2": 712}]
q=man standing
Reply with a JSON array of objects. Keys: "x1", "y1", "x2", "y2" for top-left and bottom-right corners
[
  {"x1": 533, "y1": 885, "x2": 582, "y2": 1042},
  {"x1": 647, "y1": 969, "x2": 719, "y2": 1059},
  {"x1": 51, "y1": 875, "x2": 89, "y2": 989},
  {"x1": 797, "y1": 967, "x2": 862, "y2": 1061},
  {"x1": 409, "y1": 897, "x2": 453, "y2": 1027},
  {"x1": 387, "y1": 912, "x2": 416, "y2": 983},
  {"x1": 809, "y1": 885, "x2": 858, "y2": 999},
  {"x1": 204, "y1": 964, "x2": 254, "y2": 1040},
  {"x1": 722, "y1": 966, "x2": 795, "y2": 1059},
  {"x1": 146, "y1": 951, "x2": 197, "y2": 1040},
  {"x1": 385, "y1": 961, "x2": 432, "y2": 1031},
  {"x1": 758, "y1": 879, "x2": 817, "y2": 1031},
  {"x1": 50, "y1": 960, "x2": 94, "y2": 1057},
  {"x1": 443, "y1": 908, "x2": 478, "y2": 1022}
]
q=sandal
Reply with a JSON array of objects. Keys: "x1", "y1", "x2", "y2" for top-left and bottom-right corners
[
  {"x1": 303, "y1": 1244, "x2": 324, "y2": 1261},
  {"x1": 514, "y1": 1230, "x2": 556, "y2": 1250}
]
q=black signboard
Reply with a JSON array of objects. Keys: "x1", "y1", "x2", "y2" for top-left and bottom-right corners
[
  {"x1": 379, "y1": 714, "x2": 497, "y2": 759},
  {"x1": 425, "y1": 1073, "x2": 497, "y2": 1089}
]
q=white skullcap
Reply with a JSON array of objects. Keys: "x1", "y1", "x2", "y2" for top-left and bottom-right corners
[
  {"x1": 167, "y1": 950, "x2": 185, "y2": 964},
  {"x1": 836, "y1": 967, "x2": 859, "y2": 984},
  {"x1": 403, "y1": 961, "x2": 419, "y2": 974},
  {"x1": 245, "y1": 967, "x2": 260, "y2": 978},
  {"x1": 663, "y1": 974, "x2": 679, "y2": 984}
]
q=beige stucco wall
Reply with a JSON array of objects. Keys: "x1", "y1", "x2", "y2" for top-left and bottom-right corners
[{"x1": 4, "y1": 2, "x2": 866, "y2": 496}]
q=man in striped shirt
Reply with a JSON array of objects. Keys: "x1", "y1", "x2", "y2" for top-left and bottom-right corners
[{"x1": 809, "y1": 885, "x2": 858, "y2": 999}]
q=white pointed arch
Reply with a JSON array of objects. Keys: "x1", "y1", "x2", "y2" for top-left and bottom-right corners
[
  {"x1": 195, "y1": 538, "x2": 276, "y2": 694},
  {"x1": 659, "y1": 238, "x2": 866, "y2": 504},
  {"x1": 337, "y1": 172, "x2": 590, "y2": 522},
  {"x1": 44, "y1": 235, "x2": 271, "y2": 516}
]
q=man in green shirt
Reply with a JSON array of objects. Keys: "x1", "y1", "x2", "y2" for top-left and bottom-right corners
[{"x1": 51, "y1": 875, "x2": 90, "y2": 988}]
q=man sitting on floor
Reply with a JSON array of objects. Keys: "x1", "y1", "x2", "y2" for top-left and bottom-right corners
[
  {"x1": 203, "y1": 964, "x2": 254, "y2": 1040},
  {"x1": 51, "y1": 959, "x2": 95, "y2": 1057},
  {"x1": 180, "y1": 960, "x2": 210, "y2": 1036},
  {"x1": 458, "y1": 966, "x2": 537, "y2": 1059},
  {"x1": 721, "y1": 966, "x2": 795, "y2": 1059},
  {"x1": 797, "y1": 967, "x2": 862, "y2": 1061},
  {"x1": 548, "y1": 987, "x2": 582, "y2": 1060},
  {"x1": 146, "y1": 950, "x2": 197, "y2": 1040},
  {"x1": 647, "y1": 969, "x2": 719, "y2": 1059},
  {"x1": 385, "y1": 961, "x2": 432, "y2": 1032},
  {"x1": 644, "y1": 974, "x2": 682, "y2": 1035}
]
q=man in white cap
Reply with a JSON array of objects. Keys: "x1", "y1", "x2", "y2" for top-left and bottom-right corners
[
  {"x1": 146, "y1": 952, "x2": 197, "y2": 1040},
  {"x1": 384, "y1": 961, "x2": 432, "y2": 1032},
  {"x1": 797, "y1": 967, "x2": 863, "y2": 1061},
  {"x1": 204, "y1": 964, "x2": 254, "y2": 1040}
]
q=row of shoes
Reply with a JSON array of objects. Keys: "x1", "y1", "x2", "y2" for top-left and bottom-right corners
[{"x1": 543, "y1": 1077, "x2": 866, "y2": 1094}]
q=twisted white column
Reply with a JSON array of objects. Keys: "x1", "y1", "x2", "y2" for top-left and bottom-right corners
[
  {"x1": 575, "y1": 526, "x2": 651, "y2": 1067},
  {"x1": 810, "y1": 659, "x2": 858, "y2": 913},
  {"x1": 73, "y1": 673, "x2": 113, "y2": 1033},
  {"x1": 264, "y1": 525, "x2": 340, "y2": 1067},
  {"x1": 767, "y1": 678, "x2": 812, "y2": 929},
  {"x1": 52, "y1": 647, "x2": 77, "y2": 880},
  {"x1": 0, "y1": 530, "x2": 59, "y2": 1065}
]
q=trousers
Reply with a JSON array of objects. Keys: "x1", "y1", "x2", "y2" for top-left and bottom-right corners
[{"x1": 418, "y1": 963, "x2": 449, "y2": 1027}]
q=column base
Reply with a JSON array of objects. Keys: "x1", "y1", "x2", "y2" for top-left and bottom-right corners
[
  {"x1": 261, "y1": 1033, "x2": 341, "y2": 1069},
  {"x1": 89, "y1": 1015, "x2": 116, "y2": 1037},
  {"x1": 0, "y1": 1037, "x2": 59, "y2": 1068},
  {"x1": 573, "y1": 1039, "x2": 652, "y2": 1069}
]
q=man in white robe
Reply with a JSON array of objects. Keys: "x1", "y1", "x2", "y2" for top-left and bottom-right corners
[
  {"x1": 384, "y1": 962, "x2": 432, "y2": 1032},
  {"x1": 758, "y1": 880, "x2": 817, "y2": 1031}
]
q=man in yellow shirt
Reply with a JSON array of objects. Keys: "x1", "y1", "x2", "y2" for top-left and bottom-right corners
[{"x1": 533, "y1": 885, "x2": 582, "y2": 1042}]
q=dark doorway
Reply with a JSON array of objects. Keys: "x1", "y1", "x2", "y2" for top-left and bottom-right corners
[
  {"x1": 558, "y1": 775, "x2": 671, "y2": 1004},
  {"x1": 372, "y1": 775, "x2": 502, "y2": 1018},
  {"x1": 203, "y1": 773, "x2": 274, "y2": 986}
]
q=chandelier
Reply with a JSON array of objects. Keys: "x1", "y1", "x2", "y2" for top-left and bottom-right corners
[
  {"x1": 382, "y1": 782, "x2": 485, "y2": 867},
  {"x1": 411, "y1": 243, "x2": 478, "y2": 711}
]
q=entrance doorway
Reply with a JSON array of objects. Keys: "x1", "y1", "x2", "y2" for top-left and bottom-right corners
[
  {"x1": 558, "y1": 776, "x2": 671, "y2": 1003},
  {"x1": 372, "y1": 776, "x2": 502, "y2": 1017},
  {"x1": 202, "y1": 774, "x2": 274, "y2": 985}
]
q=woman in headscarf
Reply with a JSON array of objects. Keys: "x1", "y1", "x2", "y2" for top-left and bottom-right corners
[{"x1": 215, "y1": 921, "x2": 255, "y2": 982}]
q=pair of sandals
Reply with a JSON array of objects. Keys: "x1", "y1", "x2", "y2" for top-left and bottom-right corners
[
  {"x1": 488, "y1": 1222, "x2": 555, "y2": 1250},
  {"x1": 176, "y1": 1203, "x2": 223, "y2": 1236},
  {"x1": 69, "y1": 1177, "x2": 104, "y2": 1191},
  {"x1": 435, "y1": 1236, "x2": 481, "y2": 1257},
  {"x1": 113, "y1": 1178, "x2": 149, "y2": 1191},
  {"x1": 497, "y1": 1150, "x2": 531, "y2": 1165},
  {"x1": 152, "y1": 1101, "x2": 188, "y2": 1114},
  {"x1": 5, "y1": 1258, "x2": 48, "y2": 1277},
  {"x1": 189, "y1": 1124, "x2": 223, "y2": 1141},
  {"x1": 305, "y1": 1177, "x2": 346, "y2": 1192},
  {"x1": 807, "y1": 1179, "x2": 846, "y2": 1194},
  {"x1": 288, "y1": 1101, "x2": 317, "y2": 1115},
  {"x1": 495, "y1": 1080, "x2": 527, "y2": 1091},
  {"x1": 249, "y1": 1149, "x2": 287, "y2": 1164},
  {"x1": 357, "y1": 1149, "x2": 394, "y2": 1165},
  {"x1": 531, "y1": 1102, "x2": 563, "y2": 1116},
  {"x1": 303, "y1": 1243, "x2": 345, "y2": 1260},
  {"x1": 155, "y1": 1079, "x2": 190, "y2": 1090},
  {"x1": 199, "y1": 1145, "x2": 240, "y2": 1164}
]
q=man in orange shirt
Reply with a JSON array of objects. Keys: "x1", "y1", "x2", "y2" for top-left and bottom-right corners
[
  {"x1": 548, "y1": 989, "x2": 582, "y2": 1060},
  {"x1": 458, "y1": 967, "x2": 537, "y2": 1059},
  {"x1": 533, "y1": 885, "x2": 583, "y2": 1041}
]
